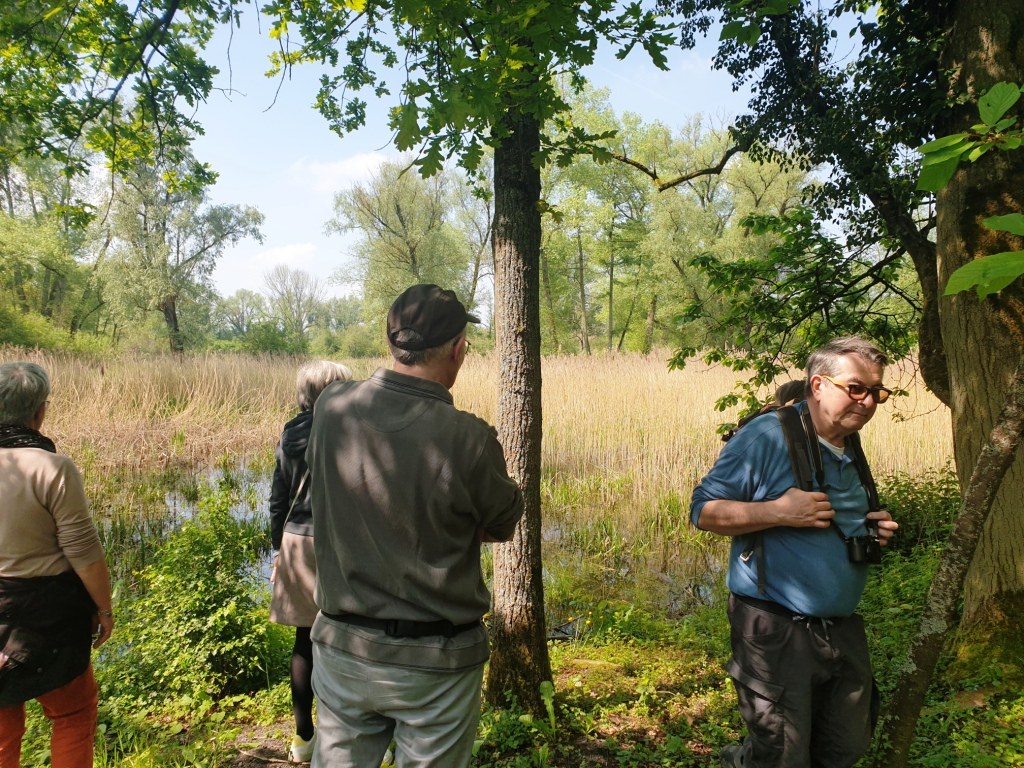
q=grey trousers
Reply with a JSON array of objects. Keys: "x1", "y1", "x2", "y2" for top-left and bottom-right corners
[
  {"x1": 725, "y1": 594, "x2": 874, "y2": 768},
  {"x1": 311, "y1": 640, "x2": 484, "y2": 768}
]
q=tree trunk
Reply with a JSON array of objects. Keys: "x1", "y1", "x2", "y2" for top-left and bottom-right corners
[
  {"x1": 875, "y1": 359, "x2": 1024, "y2": 768},
  {"x1": 576, "y1": 232, "x2": 591, "y2": 355},
  {"x1": 160, "y1": 297, "x2": 185, "y2": 353},
  {"x1": 878, "y1": 4, "x2": 1024, "y2": 764},
  {"x1": 643, "y1": 294, "x2": 657, "y2": 355},
  {"x1": 607, "y1": 226, "x2": 614, "y2": 352},
  {"x1": 937, "y1": 0, "x2": 1024, "y2": 627},
  {"x1": 485, "y1": 108, "x2": 552, "y2": 715},
  {"x1": 616, "y1": 288, "x2": 637, "y2": 352}
]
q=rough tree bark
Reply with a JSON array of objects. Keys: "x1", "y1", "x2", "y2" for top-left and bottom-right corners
[
  {"x1": 875, "y1": 360, "x2": 1024, "y2": 768},
  {"x1": 160, "y1": 297, "x2": 184, "y2": 353},
  {"x1": 877, "y1": 4, "x2": 1024, "y2": 764},
  {"x1": 936, "y1": 0, "x2": 1024, "y2": 628},
  {"x1": 485, "y1": 108, "x2": 553, "y2": 713}
]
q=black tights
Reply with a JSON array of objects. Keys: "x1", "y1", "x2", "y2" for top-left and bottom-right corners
[{"x1": 292, "y1": 626, "x2": 315, "y2": 740}]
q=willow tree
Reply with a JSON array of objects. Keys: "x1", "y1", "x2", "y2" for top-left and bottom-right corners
[
  {"x1": 104, "y1": 160, "x2": 263, "y2": 352},
  {"x1": 262, "y1": 0, "x2": 676, "y2": 709}
]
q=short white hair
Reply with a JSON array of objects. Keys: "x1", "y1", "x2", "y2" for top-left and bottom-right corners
[
  {"x1": 296, "y1": 360, "x2": 353, "y2": 410},
  {"x1": 0, "y1": 362, "x2": 50, "y2": 426}
]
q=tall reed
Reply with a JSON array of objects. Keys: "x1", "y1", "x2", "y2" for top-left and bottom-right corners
[{"x1": 2, "y1": 345, "x2": 951, "y2": 520}]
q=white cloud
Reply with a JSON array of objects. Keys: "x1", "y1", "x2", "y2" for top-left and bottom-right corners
[{"x1": 287, "y1": 152, "x2": 392, "y2": 194}]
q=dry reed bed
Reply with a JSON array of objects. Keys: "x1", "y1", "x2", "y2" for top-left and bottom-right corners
[
  {"x1": 459, "y1": 353, "x2": 952, "y2": 513},
  {"x1": 3, "y1": 349, "x2": 953, "y2": 507}
]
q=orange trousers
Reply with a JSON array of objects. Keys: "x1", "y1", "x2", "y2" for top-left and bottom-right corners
[{"x1": 0, "y1": 666, "x2": 97, "y2": 768}]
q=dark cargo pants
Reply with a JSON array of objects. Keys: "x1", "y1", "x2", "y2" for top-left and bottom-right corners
[{"x1": 725, "y1": 593, "x2": 874, "y2": 768}]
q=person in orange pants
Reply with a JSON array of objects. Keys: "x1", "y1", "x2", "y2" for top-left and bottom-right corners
[{"x1": 0, "y1": 362, "x2": 114, "y2": 767}]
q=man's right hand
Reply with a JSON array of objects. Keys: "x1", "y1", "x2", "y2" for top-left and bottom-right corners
[
  {"x1": 696, "y1": 488, "x2": 835, "y2": 536},
  {"x1": 775, "y1": 487, "x2": 835, "y2": 528}
]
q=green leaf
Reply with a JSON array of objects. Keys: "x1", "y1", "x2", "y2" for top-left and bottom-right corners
[
  {"x1": 916, "y1": 155, "x2": 961, "y2": 192},
  {"x1": 917, "y1": 133, "x2": 970, "y2": 154},
  {"x1": 719, "y1": 20, "x2": 747, "y2": 41},
  {"x1": 944, "y1": 251, "x2": 1024, "y2": 298},
  {"x1": 761, "y1": 0, "x2": 798, "y2": 14},
  {"x1": 966, "y1": 144, "x2": 990, "y2": 162},
  {"x1": 741, "y1": 24, "x2": 761, "y2": 46},
  {"x1": 978, "y1": 82, "x2": 1021, "y2": 126},
  {"x1": 392, "y1": 104, "x2": 421, "y2": 150},
  {"x1": 983, "y1": 214, "x2": 1024, "y2": 236},
  {"x1": 919, "y1": 141, "x2": 972, "y2": 166}
]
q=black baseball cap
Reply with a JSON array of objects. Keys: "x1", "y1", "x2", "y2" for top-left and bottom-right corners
[{"x1": 387, "y1": 284, "x2": 481, "y2": 351}]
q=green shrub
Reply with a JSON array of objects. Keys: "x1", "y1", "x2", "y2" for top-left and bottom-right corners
[
  {"x1": 877, "y1": 466, "x2": 960, "y2": 555},
  {"x1": 98, "y1": 477, "x2": 289, "y2": 713},
  {"x1": 0, "y1": 306, "x2": 73, "y2": 349}
]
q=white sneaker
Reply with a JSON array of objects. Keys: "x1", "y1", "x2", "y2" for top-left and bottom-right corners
[{"x1": 289, "y1": 731, "x2": 316, "y2": 763}]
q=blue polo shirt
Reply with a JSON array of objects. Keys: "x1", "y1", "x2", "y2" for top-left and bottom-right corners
[{"x1": 691, "y1": 402, "x2": 872, "y2": 617}]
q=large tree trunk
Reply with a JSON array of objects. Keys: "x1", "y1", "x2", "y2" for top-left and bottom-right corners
[
  {"x1": 937, "y1": 0, "x2": 1024, "y2": 627},
  {"x1": 877, "y1": 3, "x2": 1024, "y2": 764},
  {"x1": 875, "y1": 361, "x2": 1024, "y2": 768},
  {"x1": 485, "y1": 108, "x2": 552, "y2": 714}
]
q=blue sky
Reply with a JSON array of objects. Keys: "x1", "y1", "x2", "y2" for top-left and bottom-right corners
[{"x1": 191, "y1": 19, "x2": 751, "y2": 299}]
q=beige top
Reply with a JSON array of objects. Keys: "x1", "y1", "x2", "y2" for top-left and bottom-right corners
[{"x1": 0, "y1": 447, "x2": 105, "y2": 578}]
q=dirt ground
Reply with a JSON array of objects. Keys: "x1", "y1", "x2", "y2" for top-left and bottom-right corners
[{"x1": 230, "y1": 724, "x2": 295, "y2": 767}]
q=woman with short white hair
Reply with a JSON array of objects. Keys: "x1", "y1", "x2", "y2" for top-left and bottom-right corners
[
  {"x1": 0, "y1": 362, "x2": 114, "y2": 768},
  {"x1": 269, "y1": 360, "x2": 353, "y2": 763}
]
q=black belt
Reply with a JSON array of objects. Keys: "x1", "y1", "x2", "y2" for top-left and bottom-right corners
[
  {"x1": 323, "y1": 612, "x2": 481, "y2": 639},
  {"x1": 733, "y1": 593, "x2": 844, "y2": 622}
]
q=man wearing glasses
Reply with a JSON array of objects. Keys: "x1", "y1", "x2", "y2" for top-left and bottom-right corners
[{"x1": 691, "y1": 336, "x2": 899, "y2": 768}]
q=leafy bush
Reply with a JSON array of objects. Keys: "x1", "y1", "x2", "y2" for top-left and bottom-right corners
[
  {"x1": 98, "y1": 477, "x2": 289, "y2": 712},
  {"x1": 877, "y1": 466, "x2": 960, "y2": 555},
  {"x1": 0, "y1": 306, "x2": 74, "y2": 349}
]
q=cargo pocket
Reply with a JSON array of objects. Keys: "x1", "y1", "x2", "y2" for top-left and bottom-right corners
[{"x1": 727, "y1": 657, "x2": 785, "y2": 762}]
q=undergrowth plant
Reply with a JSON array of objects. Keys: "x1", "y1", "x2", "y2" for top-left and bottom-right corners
[{"x1": 97, "y1": 475, "x2": 289, "y2": 715}]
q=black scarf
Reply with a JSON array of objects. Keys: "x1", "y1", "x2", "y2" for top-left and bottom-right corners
[{"x1": 0, "y1": 423, "x2": 56, "y2": 452}]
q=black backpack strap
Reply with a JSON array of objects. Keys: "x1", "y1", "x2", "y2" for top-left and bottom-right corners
[
  {"x1": 777, "y1": 406, "x2": 817, "y2": 491},
  {"x1": 846, "y1": 432, "x2": 880, "y2": 512},
  {"x1": 745, "y1": 406, "x2": 822, "y2": 594}
]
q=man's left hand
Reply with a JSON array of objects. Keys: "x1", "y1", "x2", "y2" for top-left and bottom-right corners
[{"x1": 867, "y1": 510, "x2": 899, "y2": 546}]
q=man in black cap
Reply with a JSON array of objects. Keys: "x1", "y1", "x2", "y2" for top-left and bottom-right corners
[{"x1": 305, "y1": 284, "x2": 524, "y2": 768}]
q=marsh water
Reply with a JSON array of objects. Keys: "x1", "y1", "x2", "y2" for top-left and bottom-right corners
[{"x1": 102, "y1": 464, "x2": 726, "y2": 634}]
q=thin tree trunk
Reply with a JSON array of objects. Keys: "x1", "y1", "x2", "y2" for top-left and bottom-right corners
[
  {"x1": 540, "y1": 247, "x2": 562, "y2": 353},
  {"x1": 576, "y1": 231, "x2": 591, "y2": 355},
  {"x1": 875, "y1": 357, "x2": 1024, "y2": 768},
  {"x1": 485, "y1": 108, "x2": 552, "y2": 715},
  {"x1": 643, "y1": 294, "x2": 657, "y2": 354},
  {"x1": 616, "y1": 289, "x2": 637, "y2": 352},
  {"x1": 607, "y1": 226, "x2": 614, "y2": 352}
]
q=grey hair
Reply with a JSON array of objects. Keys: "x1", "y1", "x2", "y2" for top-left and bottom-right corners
[
  {"x1": 296, "y1": 360, "x2": 353, "y2": 411},
  {"x1": 0, "y1": 362, "x2": 51, "y2": 426},
  {"x1": 389, "y1": 330, "x2": 464, "y2": 367},
  {"x1": 806, "y1": 337, "x2": 888, "y2": 380}
]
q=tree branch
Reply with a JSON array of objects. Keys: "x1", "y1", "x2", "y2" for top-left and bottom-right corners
[{"x1": 610, "y1": 144, "x2": 743, "y2": 192}]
